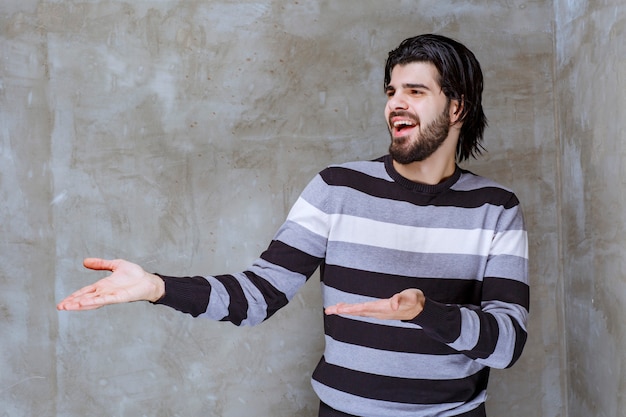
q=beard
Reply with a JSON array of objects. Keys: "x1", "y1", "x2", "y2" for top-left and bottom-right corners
[{"x1": 388, "y1": 108, "x2": 451, "y2": 164}]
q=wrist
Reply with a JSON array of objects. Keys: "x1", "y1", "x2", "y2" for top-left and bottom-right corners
[
  {"x1": 147, "y1": 273, "x2": 165, "y2": 302},
  {"x1": 412, "y1": 293, "x2": 426, "y2": 319}
]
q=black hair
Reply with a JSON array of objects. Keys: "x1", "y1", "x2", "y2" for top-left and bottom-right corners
[{"x1": 384, "y1": 34, "x2": 487, "y2": 161}]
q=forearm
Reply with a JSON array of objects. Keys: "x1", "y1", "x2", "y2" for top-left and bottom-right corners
[
  {"x1": 151, "y1": 274, "x2": 212, "y2": 317},
  {"x1": 151, "y1": 268, "x2": 303, "y2": 325},
  {"x1": 410, "y1": 297, "x2": 528, "y2": 369},
  {"x1": 152, "y1": 237, "x2": 324, "y2": 324},
  {"x1": 152, "y1": 175, "x2": 329, "y2": 323}
]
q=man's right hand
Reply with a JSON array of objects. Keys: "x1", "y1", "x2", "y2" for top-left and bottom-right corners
[{"x1": 56, "y1": 258, "x2": 165, "y2": 311}]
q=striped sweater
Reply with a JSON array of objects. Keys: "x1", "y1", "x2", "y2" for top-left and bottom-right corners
[{"x1": 155, "y1": 154, "x2": 529, "y2": 417}]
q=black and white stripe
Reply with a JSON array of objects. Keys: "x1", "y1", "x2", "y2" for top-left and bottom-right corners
[{"x1": 155, "y1": 154, "x2": 529, "y2": 417}]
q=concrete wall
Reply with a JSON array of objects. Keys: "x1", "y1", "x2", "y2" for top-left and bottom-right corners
[
  {"x1": 1, "y1": 1, "x2": 566, "y2": 416},
  {"x1": 555, "y1": 1, "x2": 626, "y2": 416}
]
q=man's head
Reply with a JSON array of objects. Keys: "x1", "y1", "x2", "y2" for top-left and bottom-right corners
[{"x1": 384, "y1": 34, "x2": 487, "y2": 162}]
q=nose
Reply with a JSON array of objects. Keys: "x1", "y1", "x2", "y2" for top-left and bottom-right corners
[{"x1": 387, "y1": 92, "x2": 408, "y2": 110}]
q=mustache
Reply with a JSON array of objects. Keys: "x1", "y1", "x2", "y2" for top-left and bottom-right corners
[{"x1": 388, "y1": 111, "x2": 420, "y2": 126}]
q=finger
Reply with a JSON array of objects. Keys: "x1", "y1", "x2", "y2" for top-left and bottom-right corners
[
  {"x1": 324, "y1": 302, "x2": 346, "y2": 315},
  {"x1": 57, "y1": 279, "x2": 110, "y2": 306},
  {"x1": 325, "y1": 303, "x2": 368, "y2": 315},
  {"x1": 57, "y1": 299, "x2": 103, "y2": 311},
  {"x1": 57, "y1": 294, "x2": 91, "y2": 310},
  {"x1": 83, "y1": 258, "x2": 117, "y2": 271},
  {"x1": 65, "y1": 283, "x2": 99, "y2": 299},
  {"x1": 333, "y1": 301, "x2": 383, "y2": 316},
  {"x1": 61, "y1": 290, "x2": 123, "y2": 310},
  {"x1": 70, "y1": 304, "x2": 102, "y2": 311}
]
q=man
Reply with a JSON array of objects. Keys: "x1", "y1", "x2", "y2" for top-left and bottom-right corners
[{"x1": 58, "y1": 34, "x2": 529, "y2": 417}]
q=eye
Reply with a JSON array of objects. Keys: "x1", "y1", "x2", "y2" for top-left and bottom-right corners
[{"x1": 385, "y1": 89, "x2": 395, "y2": 99}]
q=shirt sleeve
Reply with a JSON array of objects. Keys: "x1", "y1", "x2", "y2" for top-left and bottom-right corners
[
  {"x1": 408, "y1": 194, "x2": 529, "y2": 369},
  {"x1": 152, "y1": 174, "x2": 329, "y2": 326}
]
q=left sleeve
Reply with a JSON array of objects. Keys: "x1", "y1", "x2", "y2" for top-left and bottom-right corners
[
  {"x1": 153, "y1": 173, "x2": 331, "y2": 326},
  {"x1": 409, "y1": 194, "x2": 529, "y2": 369}
]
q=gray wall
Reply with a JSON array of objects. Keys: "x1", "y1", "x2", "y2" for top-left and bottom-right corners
[
  {"x1": 1, "y1": 0, "x2": 618, "y2": 416},
  {"x1": 555, "y1": 0, "x2": 626, "y2": 416}
]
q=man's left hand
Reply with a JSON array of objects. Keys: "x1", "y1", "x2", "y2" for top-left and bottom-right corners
[{"x1": 325, "y1": 288, "x2": 425, "y2": 321}]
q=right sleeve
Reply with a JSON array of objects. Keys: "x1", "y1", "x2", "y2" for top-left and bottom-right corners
[
  {"x1": 152, "y1": 275, "x2": 212, "y2": 317},
  {"x1": 151, "y1": 173, "x2": 332, "y2": 326}
]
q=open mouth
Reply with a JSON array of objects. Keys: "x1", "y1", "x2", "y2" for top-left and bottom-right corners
[{"x1": 391, "y1": 118, "x2": 418, "y2": 136}]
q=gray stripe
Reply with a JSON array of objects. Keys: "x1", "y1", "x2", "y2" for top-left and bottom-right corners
[
  {"x1": 494, "y1": 206, "x2": 525, "y2": 230},
  {"x1": 273, "y1": 220, "x2": 327, "y2": 258},
  {"x1": 200, "y1": 276, "x2": 230, "y2": 320},
  {"x1": 484, "y1": 254, "x2": 528, "y2": 282},
  {"x1": 482, "y1": 300, "x2": 529, "y2": 330},
  {"x1": 325, "y1": 241, "x2": 487, "y2": 279},
  {"x1": 323, "y1": 335, "x2": 485, "y2": 380},
  {"x1": 453, "y1": 170, "x2": 513, "y2": 192},
  {"x1": 228, "y1": 271, "x2": 270, "y2": 326},
  {"x1": 330, "y1": 159, "x2": 392, "y2": 181},
  {"x1": 247, "y1": 258, "x2": 307, "y2": 301}
]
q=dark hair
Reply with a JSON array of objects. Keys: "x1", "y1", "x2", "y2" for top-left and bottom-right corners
[{"x1": 384, "y1": 34, "x2": 487, "y2": 161}]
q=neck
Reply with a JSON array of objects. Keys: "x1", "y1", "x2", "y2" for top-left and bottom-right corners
[
  {"x1": 392, "y1": 158, "x2": 456, "y2": 185},
  {"x1": 392, "y1": 135, "x2": 459, "y2": 185}
]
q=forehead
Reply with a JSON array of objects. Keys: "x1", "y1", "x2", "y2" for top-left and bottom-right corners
[{"x1": 388, "y1": 61, "x2": 441, "y2": 89}]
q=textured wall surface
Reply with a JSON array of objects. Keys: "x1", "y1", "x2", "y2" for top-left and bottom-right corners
[
  {"x1": 1, "y1": 1, "x2": 564, "y2": 416},
  {"x1": 555, "y1": 1, "x2": 626, "y2": 416}
]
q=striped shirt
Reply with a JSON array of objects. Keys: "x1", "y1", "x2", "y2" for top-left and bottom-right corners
[{"x1": 155, "y1": 154, "x2": 529, "y2": 417}]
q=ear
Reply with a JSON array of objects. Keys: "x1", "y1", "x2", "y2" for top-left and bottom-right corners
[{"x1": 449, "y1": 96, "x2": 464, "y2": 125}]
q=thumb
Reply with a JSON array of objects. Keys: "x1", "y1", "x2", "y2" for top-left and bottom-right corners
[
  {"x1": 389, "y1": 294, "x2": 401, "y2": 311},
  {"x1": 83, "y1": 257, "x2": 117, "y2": 272}
]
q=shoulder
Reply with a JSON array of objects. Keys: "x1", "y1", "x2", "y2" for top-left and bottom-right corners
[
  {"x1": 455, "y1": 168, "x2": 512, "y2": 191},
  {"x1": 319, "y1": 156, "x2": 391, "y2": 183},
  {"x1": 453, "y1": 168, "x2": 521, "y2": 209}
]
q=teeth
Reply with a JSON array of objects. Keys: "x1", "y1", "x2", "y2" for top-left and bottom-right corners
[{"x1": 393, "y1": 120, "x2": 415, "y2": 127}]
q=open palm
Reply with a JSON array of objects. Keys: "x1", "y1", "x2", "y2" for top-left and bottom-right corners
[
  {"x1": 325, "y1": 288, "x2": 425, "y2": 321},
  {"x1": 56, "y1": 258, "x2": 164, "y2": 311}
]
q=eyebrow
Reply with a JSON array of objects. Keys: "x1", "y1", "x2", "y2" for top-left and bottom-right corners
[{"x1": 385, "y1": 83, "x2": 431, "y2": 92}]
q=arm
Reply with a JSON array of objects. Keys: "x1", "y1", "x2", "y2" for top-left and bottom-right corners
[
  {"x1": 420, "y1": 197, "x2": 529, "y2": 369},
  {"x1": 58, "y1": 174, "x2": 330, "y2": 324},
  {"x1": 151, "y1": 177, "x2": 330, "y2": 325},
  {"x1": 326, "y1": 196, "x2": 529, "y2": 369},
  {"x1": 58, "y1": 240, "x2": 322, "y2": 322},
  {"x1": 152, "y1": 236, "x2": 324, "y2": 325}
]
